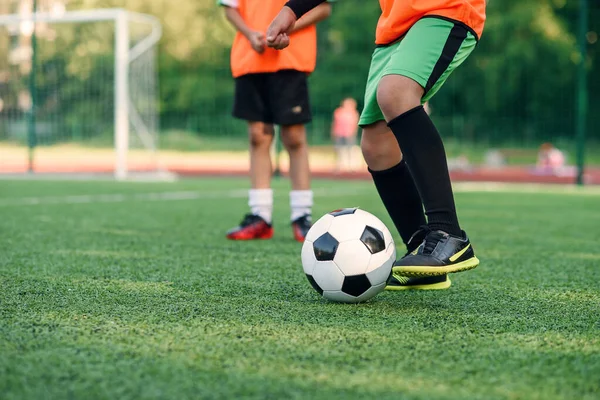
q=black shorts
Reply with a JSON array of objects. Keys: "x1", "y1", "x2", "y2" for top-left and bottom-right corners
[{"x1": 233, "y1": 69, "x2": 312, "y2": 126}]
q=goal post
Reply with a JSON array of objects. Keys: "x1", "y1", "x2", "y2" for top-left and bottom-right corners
[
  {"x1": 0, "y1": 8, "x2": 170, "y2": 180},
  {"x1": 114, "y1": 10, "x2": 130, "y2": 180}
]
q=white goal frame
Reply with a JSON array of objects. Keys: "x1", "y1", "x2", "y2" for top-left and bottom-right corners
[{"x1": 0, "y1": 8, "x2": 163, "y2": 180}]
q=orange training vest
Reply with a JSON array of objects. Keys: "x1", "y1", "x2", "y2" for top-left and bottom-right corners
[
  {"x1": 376, "y1": 0, "x2": 486, "y2": 45},
  {"x1": 229, "y1": 0, "x2": 318, "y2": 78}
]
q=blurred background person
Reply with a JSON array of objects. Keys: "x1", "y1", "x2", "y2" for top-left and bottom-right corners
[
  {"x1": 537, "y1": 142, "x2": 566, "y2": 175},
  {"x1": 331, "y1": 97, "x2": 359, "y2": 172}
]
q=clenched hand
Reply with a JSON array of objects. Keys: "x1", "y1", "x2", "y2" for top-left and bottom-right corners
[
  {"x1": 248, "y1": 31, "x2": 267, "y2": 53},
  {"x1": 266, "y1": 7, "x2": 298, "y2": 50}
]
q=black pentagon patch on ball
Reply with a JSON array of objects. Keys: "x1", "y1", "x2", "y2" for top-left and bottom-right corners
[
  {"x1": 341, "y1": 274, "x2": 371, "y2": 297},
  {"x1": 360, "y1": 226, "x2": 386, "y2": 254},
  {"x1": 313, "y1": 232, "x2": 339, "y2": 261},
  {"x1": 329, "y1": 207, "x2": 358, "y2": 217},
  {"x1": 305, "y1": 274, "x2": 323, "y2": 295}
]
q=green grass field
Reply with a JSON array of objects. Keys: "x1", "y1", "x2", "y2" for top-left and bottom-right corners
[{"x1": 1, "y1": 177, "x2": 599, "y2": 400}]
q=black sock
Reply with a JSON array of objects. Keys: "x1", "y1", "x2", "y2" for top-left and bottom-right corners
[
  {"x1": 369, "y1": 160, "x2": 426, "y2": 250},
  {"x1": 388, "y1": 105, "x2": 461, "y2": 237}
]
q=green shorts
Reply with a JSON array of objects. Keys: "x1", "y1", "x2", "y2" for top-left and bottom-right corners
[{"x1": 359, "y1": 17, "x2": 478, "y2": 127}]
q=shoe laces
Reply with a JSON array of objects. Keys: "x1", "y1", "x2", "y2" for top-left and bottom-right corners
[
  {"x1": 422, "y1": 230, "x2": 448, "y2": 255},
  {"x1": 405, "y1": 225, "x2": 430, "y2": 255}
]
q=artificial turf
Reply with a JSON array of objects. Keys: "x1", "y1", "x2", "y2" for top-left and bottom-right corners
[{"x1": 0, "y1": 177, "x2": 599, "y2": 400}]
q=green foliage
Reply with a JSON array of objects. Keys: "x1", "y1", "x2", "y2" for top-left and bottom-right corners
[
  {"x1": 2, "y1": 0, "x2": 598, "y2": 147},
  {"x1": 1, "y1": 178, "x2": 600, "y2": 399},
  {"x1": 151, "y1": 0, "x2": 595, "y2": 146}
]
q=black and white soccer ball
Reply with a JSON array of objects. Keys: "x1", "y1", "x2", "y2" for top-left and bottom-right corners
[{"x1": 301, "y1": 208, "x2": 396, "y2": 303}]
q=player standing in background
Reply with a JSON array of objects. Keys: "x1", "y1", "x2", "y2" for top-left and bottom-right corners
[
  {"x1": 267, "y1": 0, "x2": 485, "y2": 289},
  {"x1": 331, "y1": 98, "x2": 360, "y2": 172},
  {"x1": 219, "y1": 0, "x2": 332, "y2": 242}
]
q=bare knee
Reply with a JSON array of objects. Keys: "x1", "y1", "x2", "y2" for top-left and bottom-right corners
[
  {"x1": 280, "y1": 125, "x2": 307, "y2": 152},
  {"x1": 248, "y1": 123, "x2": 274, "y2": 149},
  {"x1": 376, "y1": 75, "x2": 424, "y2": 121},
  {"x1": 360, "y1": 121, "x2": 402, "y2": 171}
]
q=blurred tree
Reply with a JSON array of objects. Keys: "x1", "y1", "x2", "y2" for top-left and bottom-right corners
[
  {"x1": 557, "y1": 0, "x2": 600, "y2": 137},
  {"x1": 2, "y1": 0, "x2": 596, "y2": 145},
  {"x1": 432, "y1": 0, "x2": 582, "y2": 145}
]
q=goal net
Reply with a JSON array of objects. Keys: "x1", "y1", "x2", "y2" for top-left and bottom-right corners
[{"x1": 0, "y1": 8, "x2": 171, "y2": 180}]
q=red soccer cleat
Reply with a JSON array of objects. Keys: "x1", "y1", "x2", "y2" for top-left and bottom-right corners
[
  {"x1": 226, "y1": 214, "x2": 273, "y2": 240},
  {"x1": 291, "y1": 214, "x2": 312, "y2": 243}
]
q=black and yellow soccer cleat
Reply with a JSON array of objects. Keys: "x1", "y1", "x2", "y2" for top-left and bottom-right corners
[
  {"x1": 385, "y1": 274, "x2": 451, "y2": 291},
  {"x1": 392, "y1": 229, "x2": 479, "y2": 277},
  {"x1": 385, "y1": 227, "x2": 451, "y2": 290}
]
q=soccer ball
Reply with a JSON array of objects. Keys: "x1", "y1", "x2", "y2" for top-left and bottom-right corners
[{"x1": 301, "y1": 208, "x2": 396, "y2": 303}]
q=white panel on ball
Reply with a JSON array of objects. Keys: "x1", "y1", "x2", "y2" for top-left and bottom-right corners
[
  {"x1": 301, "y1": 240, "x2": 317, "y2": 275},
  {"x1": 366, "y1": 242, "x2": 396, "y2": 274},
  {"x1": 355, "y1": 209, "x2": 394, "y2": 248},
  {"x1": 323, "y1": 283, "x2": 385, "y2": 303},
  {"x1": 322, "y1": 290, "x2": 359, "y2": 303},
  {"x1": 312, "y1": 261, "x2": 345, "y2": 291},
  {"x1": 305, "y1": 214, "x2": 335, "y2": 243},
  {"x1": 365, "y1": 245, "x2": 395, "y2": 286},
  {"x1": 333, "y1": 240, "x2": 372, "y2": 276},
  {"x1": 326, "y1": 214, "x2": 370, "y2": 243}
]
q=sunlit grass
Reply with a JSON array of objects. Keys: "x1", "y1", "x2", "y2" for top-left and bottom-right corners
[{"x1": 1, "y1": 177, "x2": 598, "y2": 400}]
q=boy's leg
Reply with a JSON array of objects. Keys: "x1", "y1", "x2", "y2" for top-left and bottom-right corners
[
  {"x1": 360, "y1": 62, "x2": 448, "y2": 290},
  {"x1": 270, "y1": 70, "x2": 314, "y2": 242},
  {"x1": 375, "y1": 18, "x2": 479, "y2": 276},
  {"x1": 360, "y1": 46, "x2": 429, "y2": 252},
  {"x1": 359, "y1": 121, "x2": 449, "y2": 290},
  {"x1": 249, "y1": 121, "x2": 275, "y2": 191},
  {"x1": 280, "y1": 124, "x2": 313, "y2": 242},
  {"x1": 360, "y1": 121, "x2": 426, "y2": 250},
  {"x1": 227, "y1": 74, "x2": 274, "y2": 240},
  {"x1": 280, "y1": 124, "x2": 310, "y2": 192},
  {"x1": 334, "y1": 138, "x2": 343, "y2": 172},
  {"x1": 344, "y1": 139, "x2": 354, "y2": 171},
  {"x1": 248, "y1": 121, "x2": 275, "y2": 223}
]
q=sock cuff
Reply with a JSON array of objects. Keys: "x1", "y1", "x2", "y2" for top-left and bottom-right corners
[
  {"x1": 368, "y1": 160, "x2": 407, "y2": 176},
  {"x1": 387, "y1": 105, "x2": 424, "y2": 128},
  {"x1": 248, "y1": 188, "x2": 273, "y2": 207},
  {"x1": 290, "y1": 190, "x2": 313, "y2": 207}
]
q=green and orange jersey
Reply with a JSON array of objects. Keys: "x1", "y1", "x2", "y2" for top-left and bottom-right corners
[
  {"x1": 286, "y1": 0, "x2": 486, "y2": 45},
  {"x1": 375, "y1": 0, "x2": 486, "y2": 45},
  {"x1": 218, "y1": 0, "x2": 331, "y2": 78}
]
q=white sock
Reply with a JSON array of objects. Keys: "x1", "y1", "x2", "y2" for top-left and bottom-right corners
[
  {"x1": 248, "y1": 189, "x2": 273, "y2": 224},
  {"x1": 290, "y1": 190, "x2": 313, "y2": 222}
]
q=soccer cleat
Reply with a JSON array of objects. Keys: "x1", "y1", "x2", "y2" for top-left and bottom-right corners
[
  {"x1": 385, "y1": 227, "x2": 450, "y2": 290},
  {"x1": 226, "y1": 213, "x2": 273, "y2": 240},
  {"x1": 385, "y1": 274, "x2": 451, "y2": 291},
  {"x1": 291, "y1": 214, "x2": 312, "y2": 242},
  {"x1": 392, "y1": 229, "x2": 479, "y2": 277}
]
